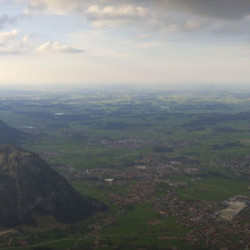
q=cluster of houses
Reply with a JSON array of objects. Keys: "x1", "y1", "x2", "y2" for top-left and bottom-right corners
[
  {"x1": 100, "y1": 138, "x2": 158, "y2": 150},
  {"x1": 214, "y1": 157, "x2": 250, "y2": 179},
  {"x1": 56, "y1": 155, "x2": 249, "y2": 249}
]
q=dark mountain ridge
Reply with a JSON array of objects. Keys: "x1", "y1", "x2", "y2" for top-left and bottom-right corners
[{"x1": 0, "y1": 144, "x2": 106, "y2": 228}]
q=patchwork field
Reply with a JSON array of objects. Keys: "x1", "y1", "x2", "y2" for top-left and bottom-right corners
[{"x1": 0, "y1": 86, "x2": 250, "y2": 249}]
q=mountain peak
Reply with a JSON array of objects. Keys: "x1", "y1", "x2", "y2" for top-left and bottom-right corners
[{"x1": 0, "y1": 145, "x2": 106, "y2": 227}]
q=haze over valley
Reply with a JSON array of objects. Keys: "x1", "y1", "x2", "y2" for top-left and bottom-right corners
[{"x1": 1, "y1": 0, "x2": 250, "y2": 249}]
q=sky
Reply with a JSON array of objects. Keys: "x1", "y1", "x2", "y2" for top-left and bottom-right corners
[{"x1": 0, "y1": 0, "x2": 250, "y2": 86}]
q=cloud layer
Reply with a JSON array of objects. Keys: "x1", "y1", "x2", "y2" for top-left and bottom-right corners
[
  {"x1": 2, "y1": 0, "x2": 249, "y2": 55},
  {"x1": 14, "y1": 0, "x2": 250, "y2": 19},
  {"x1": 0, "y1": 29, "x2": 84, "y2": 55},
  {"x1": 36, "y1": 41, "x2": 85, "y2": 54},
  {"x1": 9, "y1": 0, "x2": 249, "y2": 37},
  {"x1": 0, "y1": 0, "x2": 249, "y2": 85}
]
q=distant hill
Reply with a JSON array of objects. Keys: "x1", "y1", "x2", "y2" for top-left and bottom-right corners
[
  {"x1": 0, "y1": 120, "x2": 24, "y2": 145},
  {"x1": 0, "y1": 145, "x2": 106, "y2": 228}
]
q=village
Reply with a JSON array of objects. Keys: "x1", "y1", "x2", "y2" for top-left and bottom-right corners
[
  {"x1": 55, "y1": 158, "x2": 250, "y2": 249},
  {"x1": 213, "y1": 157, "x2": 250, "y2": 181}
]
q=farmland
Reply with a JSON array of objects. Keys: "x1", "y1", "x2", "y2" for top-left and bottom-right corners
[{"x1": 0, "y1": 85, "x2": 249, "y2": 249}]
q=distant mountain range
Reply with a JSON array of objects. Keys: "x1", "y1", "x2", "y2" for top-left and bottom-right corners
[{"x1": 0, "y1": 144, "x2": 106, "y2": 228}]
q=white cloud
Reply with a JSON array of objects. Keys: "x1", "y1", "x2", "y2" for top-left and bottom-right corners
[
  {"x1": 86, "y1": 4, "x2": 148, "y2": 19},
  {"x1": 0, "y1": 30, "x2": 31, "y2": 55},
  {"x1": 21, "y1": 34, "x2": 30, "y2": 45},
  {"x1": 14, "y1": 0, "x2": 87, "y2": 14},
  {"x1": 36, "y1": 41, "x2": 84, "y2": 54},
  {"x1": 20, "y1": 34, "x2": 33, "y2": 49},
  {"x1": 0, "y1": 29, "x2": 18, "y2": 45},
  {"x1": 85, "y1": 4, "x2": 149, "y2": 27},
  {"x1": 0, "y1": 28, "x2": 84, "y2": 55}
]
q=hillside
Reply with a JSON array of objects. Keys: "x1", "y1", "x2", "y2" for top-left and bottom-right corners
[
  {"x1": 0, "y1": 145, "x2": 106, "y2": 228},
  {"x1": 0, "y1": 120, "x2": 23, "y2": 145}
]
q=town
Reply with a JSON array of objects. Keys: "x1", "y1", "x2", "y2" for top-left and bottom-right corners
[{"x1": 54, "y1": 157, "x2": 250, "y2": 249}]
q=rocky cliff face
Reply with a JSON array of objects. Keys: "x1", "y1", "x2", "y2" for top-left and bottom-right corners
[{"x1": 0, "y1": 145, "x2": 106, "y2": 227}]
